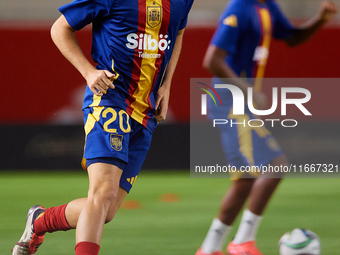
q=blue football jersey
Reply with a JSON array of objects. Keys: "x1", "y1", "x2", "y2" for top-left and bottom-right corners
[
  {"x1": 208, "y1": 0, "x2": 294, "y2": 120},
  {"x1": 59, "y1": 0, "x2": 194, "y2": 133},
  {"x1": 211, "y1": 0, "x2": 294, "y2": 82}
]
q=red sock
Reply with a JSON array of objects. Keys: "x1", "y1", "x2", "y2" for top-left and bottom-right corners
[
  {"x1": 34, "y1": 204, "x2": 72, "y2": 236},
  {"x1": 75, "y1": 242, "x2": 100, "y2": 255}
]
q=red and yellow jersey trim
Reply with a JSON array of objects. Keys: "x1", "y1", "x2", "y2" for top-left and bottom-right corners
[
  {"x1": 125, "y1": 0, "x2": 170, "y2": 127},
  {"x1": 253, "y1": 7, "x2": 272, "y2": 91}
]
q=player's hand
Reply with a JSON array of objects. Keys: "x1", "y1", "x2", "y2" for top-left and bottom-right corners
[
  {"x1": 154, "y1": 84, "x2": 170, "y2": 123},
  {"x1": 86, "y1": 69, "x2": 115, "y2": 96},
  {"x1": 319, "y1": 1, "x2": 338, "y2": 22},
  {"x1": 252, "y1": 90, "x2": 267, "y2": 110}
]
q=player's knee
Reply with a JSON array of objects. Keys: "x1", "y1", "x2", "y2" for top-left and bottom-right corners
[
  {"x1": 89, "y1": 184, "x2": 119, "y2": 207},
  {"x1": 101, "y1": 188, "x2": 119, "y2": 205}
]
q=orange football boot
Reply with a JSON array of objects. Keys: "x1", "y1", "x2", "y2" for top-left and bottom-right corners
[{"x1": 226, "y1": 241, "x2": 263, "y2": 255}]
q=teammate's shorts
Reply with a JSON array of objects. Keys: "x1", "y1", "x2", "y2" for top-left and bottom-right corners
[
  {"x1": 218, "y1": 109, "x2": 283, "y2": 179},
  {"x1": 81, "y1": 106, "x2": 152, "y2": 192}
]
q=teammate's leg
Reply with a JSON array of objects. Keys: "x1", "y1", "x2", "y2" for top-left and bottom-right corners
[
  {"x1": 226, "y1": 154, "x2": 288, "y2": 255},
  {"x1": 248, "y1": 154, "x2": 288, "y2": 215},
  {"x1": 197, "y1": 179, "x2": 254, "y2": 255},
  {"x1": 198, "y1": 153, "x2": 287, "y2": 254},
  {"x1": 232, "y1": 154, "x2": 288, "y2": 245},
  {"x1": 218, "y1": 179, "x2": 255, "y2": 225}
]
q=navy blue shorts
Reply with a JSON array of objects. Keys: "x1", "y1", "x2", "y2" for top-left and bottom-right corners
[
  {"x1": 82, "y1": 106, "x2": 152, "y2": 192},
  {"x1": 218, "y1": 110, "x2": 283, "y2": 178}
]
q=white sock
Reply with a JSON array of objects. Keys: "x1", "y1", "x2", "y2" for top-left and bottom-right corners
[
  {"x1": 201, "y1": 218, "x2": 232, "y2": 253},
  {"x1": 233, "y1": 209, "x2": 262, "y2": 244}
]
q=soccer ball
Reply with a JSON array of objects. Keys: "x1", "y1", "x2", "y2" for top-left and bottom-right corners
[{"x1": 279, "y1": 228, "x2": 321, "y2": 255}]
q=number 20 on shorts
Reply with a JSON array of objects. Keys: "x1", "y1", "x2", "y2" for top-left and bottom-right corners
[{"x1": 102, "y1": 108, "x2": 131, "y2": 133}]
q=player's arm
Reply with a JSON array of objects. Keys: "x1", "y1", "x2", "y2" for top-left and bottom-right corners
[
  {"x1": 203, "y1": 46, "x2": 241, "y2": 82},
  {"x1": 51, "y1": 15, "x2": 115, "y2": 96},
  {"x1": 203, "y1": 45, "x2": 266, "y2": 109},
  {"x1": 285, "y1": 1, "x2": 337, "y2": 47},
  {"x1": 154, "y1": 28, "x2": 185, "y2": 122}
]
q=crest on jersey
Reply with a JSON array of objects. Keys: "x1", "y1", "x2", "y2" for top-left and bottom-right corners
[
  {"x1": 110, "y1": 134, "x2": 123, "y2": 151},
  {"x1": 147, "y1": 6, "x2": 162, "y2": 28}
]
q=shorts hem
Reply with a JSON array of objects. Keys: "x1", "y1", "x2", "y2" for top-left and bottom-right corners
[{"x1": 86, "y1": 157, "x2": 127, "y2": 170}]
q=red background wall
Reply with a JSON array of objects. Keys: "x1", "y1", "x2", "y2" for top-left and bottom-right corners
[{"x1": 1, "y1": 25, "x2": 339, "y2": 124}]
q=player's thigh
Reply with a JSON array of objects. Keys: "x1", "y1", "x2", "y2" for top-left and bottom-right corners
[{"x1": 87, "y1": 162, "x2": 123, "y2": 202}]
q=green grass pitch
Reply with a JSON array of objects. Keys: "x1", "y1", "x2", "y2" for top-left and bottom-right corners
[{"x1": 0, "y1": 170, "x2": 339, "y2": 254}]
